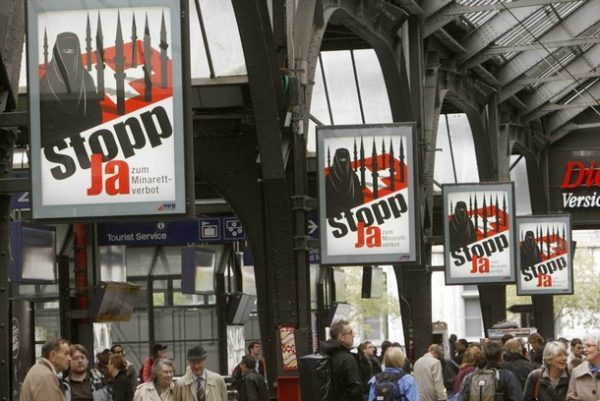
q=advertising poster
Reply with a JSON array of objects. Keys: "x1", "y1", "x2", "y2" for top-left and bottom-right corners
[
  {"x1": 27, "y1": 0, "x2": 191, "y2": 219},
  {"x1": 317, "y1": 124, "x2": 417, "y2": 265},
  {"x1": 516, "y1": 215, "x2": 573, "y2": 295},
  {"x1": 443, "y1": 182, "x2": 516, "y2": 284}
]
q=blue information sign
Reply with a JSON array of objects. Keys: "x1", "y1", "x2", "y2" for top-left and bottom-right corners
[
  {"x1": 198, "y1": 218, "x2": 222, "y2": 242},
  {"x1": 222, "y1": 217, "x2": 246, "y2": 240},
  {"x1": 97, "y1": 220, "x2": 199, "y2": 246}
]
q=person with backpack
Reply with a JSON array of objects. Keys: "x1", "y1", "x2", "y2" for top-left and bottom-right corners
[
  {"x1": 319, "y1": 320, "x2": 363, "y2": 401},
  {"x1": 523, "y1": 341, "x2": 569, "y2": 401},
  {"x1": 368, "y1": 346, "x2": 419, "y2": 401},
  {"x1": 359, "y1": 341, "x2": 383, "y2": 400},
  {"x1": 458, "y1": 340, "x2": 523, "y2": 401},
  {"x1": 502, "y1": 339, "x2": 537, "y2": 388}
]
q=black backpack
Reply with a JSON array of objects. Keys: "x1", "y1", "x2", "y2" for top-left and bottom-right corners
[{"x1": 374, "y1": 371, "x2": 407, "y2": 401}]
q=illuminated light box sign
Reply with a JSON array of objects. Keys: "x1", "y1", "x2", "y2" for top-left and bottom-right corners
[
  {"x1": 317, "y1": 124, "x2": 418, "y2": 265},
  {"x1": 443, "y1": 182, "x2": 516, "y2": 285},
  {"x1": 27, "y1": 0, "x2": 192, "y2": 219},
  {"x1": 516, "y1": 214, "x2": 573, "y2": 296}
]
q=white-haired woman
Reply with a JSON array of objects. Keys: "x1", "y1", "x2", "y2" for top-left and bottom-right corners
[
  {"x1": 567, "y1": 334, "x2": 600, "y2": 401},
  {"x1": 134, "y1": 358, "x2": 175, "y2": 401},
  {"x1": 368, "y1": 346, "x2": 419, "y2": 401},
  {"x1": 523, "y1": 341, "x2": 569, "y2": 401}
]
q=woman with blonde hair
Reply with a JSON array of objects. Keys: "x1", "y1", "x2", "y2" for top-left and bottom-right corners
[
  {"x1": 368, "y1": 346, "x2": 419, "y2": 401},
  {"x1": 453, "y1": 345, "x2": 482, "y2": 395}
]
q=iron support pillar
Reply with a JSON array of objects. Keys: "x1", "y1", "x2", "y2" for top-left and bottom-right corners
[
  {"x1": 395, "y1": 265, "x2": 432, "y2": 362},
  {"x1": 0, "y1": 129, "x2": 15, "y2": 401}
]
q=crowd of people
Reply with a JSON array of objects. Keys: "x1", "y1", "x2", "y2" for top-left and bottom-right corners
[
  {"x1": 319, "y1": 320, "x2": 600, "y2": 401},
  {"x1": 18, "y1": 338, "x2": 268, "y2": 401}
]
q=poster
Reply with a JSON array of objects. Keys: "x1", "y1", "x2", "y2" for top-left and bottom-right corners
[
  {"x1": 443, "y1": 182, "x2": 516, "y2": 284},
  {"x1": 516, "y1": 215, "x2": 573, "y2": 295},
  {"x1": 317, "y1": 124, "x2": 417, "y2": 265},
  {"x1": 27, "y1": 0, "x2": 192, "y2": 219}
]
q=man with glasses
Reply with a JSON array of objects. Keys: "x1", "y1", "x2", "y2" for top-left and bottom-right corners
[
  {"x1": 567, "y1": 334, "x2": 600, "y2": 401},
  {"x1": 319, "y1": 320, "x2": 362, "y2": 401},
  {"x1": 110, "y1": 344, "x2": 138, "y2": 393}
]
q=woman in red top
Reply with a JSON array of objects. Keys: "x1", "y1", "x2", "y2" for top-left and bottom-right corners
[{"x1": 142, "y1": 344, "x2": 167, "y2": 383}]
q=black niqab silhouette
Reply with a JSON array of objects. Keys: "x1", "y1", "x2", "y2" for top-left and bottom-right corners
[
  {"x1": 448, "y1": 201, "x2": 477, "y2": 252},
  {"x1": 40, "y1": 32, "x2": 103, "y2": 148},
  {"x1": 520, "y1": 230, "x2": 542, "y2": 268},
  {"x1": 325, "y1": 148, "x2": 364, "y2": 219}
]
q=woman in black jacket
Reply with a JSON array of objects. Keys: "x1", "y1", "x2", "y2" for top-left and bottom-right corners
[
  {"x1": 108, "y1": 354, "x2": 134, "y2": 401},
  {"x1": 523, "y1": 341, "x2": 570, "y2": 401}
]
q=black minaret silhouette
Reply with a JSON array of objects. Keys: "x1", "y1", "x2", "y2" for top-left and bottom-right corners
[
  {"x1": 372, "y1": 139, "x2": 379, "y2": 199},
  {"x1": 473, "y1": 194, "x2": 479, "y2": 230},
  {"x1": 502, "y1": 195, "x2": 507, "y2": 227},
  {"x1": 353, "y1": 138, "x2": 358, "y2": 172},
  {"x1": 85, "y1": 15, "x2": 92, "y2": 71},
  {"x1": 360, "y1": 137, "x2": 366, "y2": 188},
  {"x1": 43, "y1": 29, "x2": 49, "y2": 70},
  {"x1": 562, "y1": 227, "x2": 566, "y2": 252},
  {"x1": 143, "y1": 14, "x2": 153, "y2": 102},
  {"x1": 159, "y1": 11, "x2": 169, "y2": 88},
  {"x1": 114, "y1": 13, "x2": 126, "y2": 115},
  {"x1": 482, "y1": 194, "x2": 488, "y2": 238},
  {"x1": 546, "y1": 226, "x2": 551, "y2": 257},
  {"x1": 327, "y1": 146, "x2": 331, "y2": 170},
  {"x1": 381, "y1": 139, "x2": 386, "y2": 170},
  {"x1": 399, "y1": 138, "x2": 405, "y2": 183},
  {"x1": 96, "y1": 14, "x2": 105, "y2": 99},
  {"x1": 131, "y1": 14, "x2": 138, "y2": 68},
  {"x1": 389, "y1": 138, "x2": 395, "y2": 191}
]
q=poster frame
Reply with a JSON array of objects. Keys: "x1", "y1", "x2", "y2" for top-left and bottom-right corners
[
  {"x1": 27, "y1": 0, "x2": 195, "y2": 221},
  {"x1": 443, "y1": 181, "x2": 516, "y2": 285},
  {"x1": 515, "y1": 214, "x2": 573, "y2": 296},
  {"x1": 316, "y1": 123, "x2": 419, "y2": 265}
]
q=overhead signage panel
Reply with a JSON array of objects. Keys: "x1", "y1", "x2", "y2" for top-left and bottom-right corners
[
  {"x1": 28, "y1": 0, "x2": 192, "y2": 219},
  {"x1": 443, "y1": 182, "x2": 516, "y2": 285},
  {"x1": 516, "y1": 214, "x2": 573, "y2": 296},
  {"x1": 317, "y1": 124, "x2": 418, "y2": 265}
]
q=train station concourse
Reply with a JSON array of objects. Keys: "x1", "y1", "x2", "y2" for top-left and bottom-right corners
[{"x1": 1, "y1": 1, "x2": 600, "y2": 400}]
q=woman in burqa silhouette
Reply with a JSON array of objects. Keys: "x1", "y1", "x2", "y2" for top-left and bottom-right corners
[
  {"x1": 520, "y1": 230, "x2": 542, "y2": 269},
  {"x1": 325, "y1": 148, "x2": 364, "y2": 219},
  {"x1": 40, "y1": 32, "x2": 103, "y2": 148},
  {"x1": 448, "y1": 201, "x2": 477, "y2": 252}
]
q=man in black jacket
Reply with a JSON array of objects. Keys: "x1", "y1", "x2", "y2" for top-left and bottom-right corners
[
  {"x1": 319, "y1": 320, "x2": 362, "y2": 401},
  {"x1": 238, "y1": 356, "x2": 268, "y2": 401}
]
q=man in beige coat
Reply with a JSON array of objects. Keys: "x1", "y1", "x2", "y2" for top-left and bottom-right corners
[
  {"x1": 173, "y1": 345, "x2": 227, "y2": 401},
  {"x1": 413, "y1": 344, "x2": 447, "y2": 401},
  {"x1": 20, "y1": 338, "x2": 71, "y2": 401}
]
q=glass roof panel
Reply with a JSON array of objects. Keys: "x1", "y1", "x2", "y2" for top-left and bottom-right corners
[
  {"x1": 510, "y1": 155, "x2": 532, "y2": 216},
  {"x1": 198, "y1": 0, "x2": 246, "y2": 77},
  {"x1": 320, "y1": 50, "x2": 363, "y2": 125},
  {"x1": 189, "y1": 0, "x2": 211, "y2": 79},
  {"x1": 433, "y1": 113, "x2": 479, "y2": 187},
  {"x1": 353, "y1": 49, "x2": 393, "y2": 124}
]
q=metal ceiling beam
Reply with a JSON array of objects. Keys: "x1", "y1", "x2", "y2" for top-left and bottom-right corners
[
  {"x1": 434, "y1": 28, "x2": 467, "y2": 54},
  {"x1": 497, "y1": 0, "x2": 600, "y2": 88},
  {"x1": 457, "y1": 5, "x2": 540, "y2": 67},
  {"x1": 552, "y1": 120, "x2": 600, "y2": 141},
  {"x1": 512, "y1": 70, "x2": 600, "y2": 86},
  {"x1": 538, "y1": 99, "x2": 600, "y2": 112},
  {"x1": 421, "y1": 0, "x2": 453, "y2": 18},
  {"x1": 546, "y1": 79, "x2": 600, "y2": 134},
  {"x1": 481, "y1": 36, "x2": 600, "y2": 56},
  {"x1": 440, "y1": 0, "x2": 580, "y2": 16},
  {"x1": 518, "y1": 45, "x2": 600, "y2": 117}
]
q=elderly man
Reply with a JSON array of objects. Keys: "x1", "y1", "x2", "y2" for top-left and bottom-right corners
[
  {"x1": 173, "y1": 345, "x2": 227, "y2": 401},
  {"x1": 413, "y1": 344, "x2": 447, "y2": 401},
  {"x1": 20, "y1": 338, "x2": 71, "y2": 401}
]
